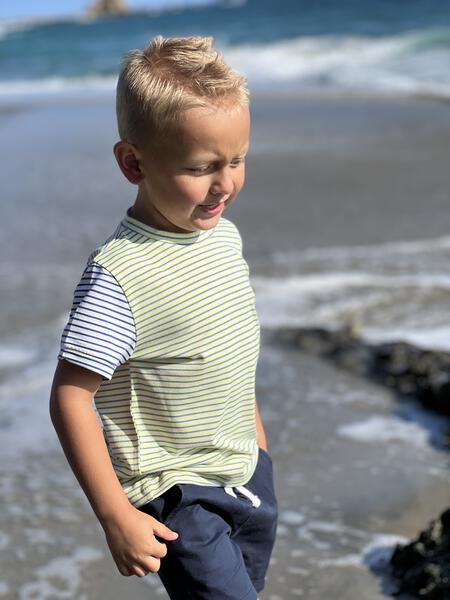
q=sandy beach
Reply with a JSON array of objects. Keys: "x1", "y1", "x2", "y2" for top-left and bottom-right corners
[
  {"x1": 2, "y1": 93, "x2": 450, "y2": 337},
  {"x1": 237, "y1": 94, "x2": 450, "y2": 258},
  {"x1": 1, "y1": 91, "x2": 450, "y2": 599}
]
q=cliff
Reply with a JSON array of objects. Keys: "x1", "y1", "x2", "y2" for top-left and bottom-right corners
[{"x1": 85, "y1": 0, "x2": 128, "y2": 18}]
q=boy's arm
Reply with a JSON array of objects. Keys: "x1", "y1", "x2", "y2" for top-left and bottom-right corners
[
  {"x1": 49, "y1": 359, "x2": 178, "y2": 577},
  {"x1": 255, "y1": 400, "x2": 268, "y2": 451}
]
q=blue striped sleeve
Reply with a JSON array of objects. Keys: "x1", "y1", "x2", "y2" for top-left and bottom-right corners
[{"x1": 58, "y1": 263, "x2": 136, "y2": 380}]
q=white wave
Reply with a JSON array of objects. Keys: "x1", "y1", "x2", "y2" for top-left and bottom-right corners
[
  {"x1": 364, "y1": 325, "x2": 450, "y2": 352},
  {"x1": 0, "y1": 315, "x2": 70, "y2": 458},
  {"x1": 250, "y1": 233, "x2": 450, "y2": 352},
  {"x1": 19, "y1": 547, "x2": 103, "y2": 600},
  {"x1": 278, "y1": 234, "x2": 450, "y2": 263},
  {"x1": 223, "y1": 29, "x2": 450, "y2": 99},
  {"x1": 0, "y1": 75, "x2": 117, "y2": 98},
  {"x1": 0, "y1": 19, "x2": 34, "y2": 39},
  {"x1": 298, "y1": 519, "x2": 370, "y2": 553},
  {"x1": 279, "y1": 510, "x2": 306, "y2": 526},
  {"x1": 2, "y1": 27, "x2": 450, "y2": 100},
  {"x1": 318, "y1": 553, "x2": 362, "y2": 568},
  {"x1": 318, "y1": 533, "x2": 408, "y2": 569},
  {"x1": 253, "y1": 269, "x2": 450, "y2": 351},
  {"x1": 337, "y1": 416, "x2": 429, "y2": 447},
  {"x1": 362, "y1": 533, "x2": 410, "y2": 575},
  {"x1": 254, "y1": 272, "x2": 450, "y2": 293},
  {"x1": 0, "y1": 359, "x2": 60, "y2": 458},
  {"x1": 251, "y1": 270, "x2": 450, "y2": 332},
  {"x1": 0, "y1": 344, "x2": 35, "y2": 369}
]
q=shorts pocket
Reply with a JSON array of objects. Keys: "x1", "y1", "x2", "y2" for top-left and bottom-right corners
[
  {"x1": 257, "y1": 448, "x2": 277, "y2": 504},
  {"x1": 138, "y1": 484, "x2": 185, "y2": 529},
  {"x1": 164, "y1": 484, "x2": 185, "y2": 528},
  {"x1": 258, "y1": 447, "x2": 273, "y2": 466}
]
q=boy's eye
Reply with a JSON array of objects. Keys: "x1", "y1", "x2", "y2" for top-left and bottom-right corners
[
  {"x1": 187, "y1": 165, "x2": 211, "y2": 174},
  {"x1": 187, "y1": 157, "x2": 246, "y2": 174},
  {"x1": 231, "y1": 158, "x2": 245, "y2": 167}
]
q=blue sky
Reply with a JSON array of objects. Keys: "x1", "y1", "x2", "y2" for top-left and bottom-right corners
[{"x1": 0, "y1": 0, "x2": 214, "y2": 21}]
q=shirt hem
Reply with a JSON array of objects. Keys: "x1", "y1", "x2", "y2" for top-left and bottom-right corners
[{"x1": 127, "y1": 445, "x2": 260, "y2": 508}]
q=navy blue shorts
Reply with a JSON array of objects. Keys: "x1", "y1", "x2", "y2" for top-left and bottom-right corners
[{"x1": 138, "y1": 447, "x2": 278, "y2": 599}]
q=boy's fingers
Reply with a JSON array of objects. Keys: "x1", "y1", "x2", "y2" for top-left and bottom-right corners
[
  {"x1": 117, "y1": 564, "x2": 132, "y2": 577},
  {"x1": 141, "y1": 556, "x2": 161, "y2": 574},
  {"x1": 152, "y1": 521, "x2": 179, "y2": 541},
  {"x1": 132, "y1": 565, "x2": 148, "y2": 577},
  {"x1": 152, "y1": 539, "x2": 168, "y2": 558},
  {"x1": 133, "y1": 557, "x2": 163, "y2": 576}
]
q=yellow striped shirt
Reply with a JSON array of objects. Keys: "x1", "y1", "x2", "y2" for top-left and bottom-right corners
[{"x1": 89, "y1": 209, "x2": 260, "y2": 507}]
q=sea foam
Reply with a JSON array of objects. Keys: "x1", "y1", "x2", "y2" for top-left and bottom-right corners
[{"x1": 337, "y1": 416, "x2": 430, "y2": 447}]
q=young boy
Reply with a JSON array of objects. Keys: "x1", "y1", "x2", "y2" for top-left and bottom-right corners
[{"x1": 50, "y1": 36, "x2": 278, "y2": 599}]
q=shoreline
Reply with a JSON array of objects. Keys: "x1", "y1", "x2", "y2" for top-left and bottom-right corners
[
  {"x1": 1, "y1": 90, "x2": 450, "y2": 340},
  {"x1": 1, "y1": 84, "x2": 450, "y2": 105}
]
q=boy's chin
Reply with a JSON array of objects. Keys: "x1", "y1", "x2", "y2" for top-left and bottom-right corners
[
  {"x1": 193, "y1": 204, "x2": 226, "y2": 226},
  {"x1": 192, "y1": 215, "x2": 222, "y2": 230}
]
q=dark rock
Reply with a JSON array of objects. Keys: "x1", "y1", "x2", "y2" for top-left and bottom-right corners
[
  {"x1": 271, "y1": 325, "x2": 450, "y2": 419},
  {"x1": 390, "y1": 510, "x2": 450, "y2": 599}
]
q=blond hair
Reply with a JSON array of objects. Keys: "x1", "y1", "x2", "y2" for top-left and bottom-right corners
[{"x1": 116, "y1": 35, "x2": 249, "y2": 146}]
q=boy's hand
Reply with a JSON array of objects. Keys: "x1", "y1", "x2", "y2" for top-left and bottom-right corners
[
  {"x1": 103, "y1": 505, "x2": 179, "y2": 577},
  {"x1": 49, "y1": 360, "x2": 178, "y2": 578}
]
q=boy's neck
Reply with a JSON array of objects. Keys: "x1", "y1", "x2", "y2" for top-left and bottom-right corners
[{"x1": 129, "y1": 197, "x2": 196, "y2": 234}]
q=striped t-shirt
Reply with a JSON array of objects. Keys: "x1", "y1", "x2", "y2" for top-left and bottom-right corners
[{"x1": 58, "y1": 208, "x2": 260, "y2": 507}]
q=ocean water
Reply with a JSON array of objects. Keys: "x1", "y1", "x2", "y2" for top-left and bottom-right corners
[
  {"x1": 253, "y1": 235, "x2": 450, "y2": 351},
  {"x1": 1, "y1": 0, "x2": 450, "y2": 99}
]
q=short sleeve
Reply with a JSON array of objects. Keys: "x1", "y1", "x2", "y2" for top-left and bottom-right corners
[{"x1": 58, "y1": 263, "x2": 136, "y2": 380}]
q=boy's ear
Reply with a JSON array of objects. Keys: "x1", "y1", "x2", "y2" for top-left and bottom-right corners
[{"x1": 113, "y1": 141, "x2": 144, "y2": 185}]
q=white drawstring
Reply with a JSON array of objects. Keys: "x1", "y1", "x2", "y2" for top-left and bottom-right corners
[
  {"x1": 224, "y1": 486, "x2": 237, "y2": 498},
  {"x1": 224, "y1": 485, "x2": 261, "y2": 508}
]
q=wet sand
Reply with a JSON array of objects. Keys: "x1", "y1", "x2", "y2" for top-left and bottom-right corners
[
  {"x1": 1, "y1": 331, "x2": 449, "y2": 599},
  {"x1": 233, "y1": 94, "x2": 450, "y2": 262}
]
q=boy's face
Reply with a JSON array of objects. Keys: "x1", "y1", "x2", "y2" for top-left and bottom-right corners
[{"x1": 130, "y1": 102, "x2": 250, "y2": 233}]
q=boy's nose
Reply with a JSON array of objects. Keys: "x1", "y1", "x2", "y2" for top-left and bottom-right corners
[{"x1": 210, "y1": 167, "x2": 234, "y2": 196}]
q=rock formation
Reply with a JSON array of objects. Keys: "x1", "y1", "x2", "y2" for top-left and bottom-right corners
[
  {"x1": 390, "y1": 510, "x2": 450, "y2": 599},
  {"x1": 85, "y1": 0, "x2": 128, "y2": 18},
  {"x1": 273, "y1": 325, "x2": 450, "y2": 421}
]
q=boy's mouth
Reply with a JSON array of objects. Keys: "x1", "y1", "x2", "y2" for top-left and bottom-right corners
[
  {"x1": 198, "y1": 201, "x2": 224, "y2": 215},
  {"x1": 199, "y1": 194, "x2": 230, "y2": 208},
  {"x1": 200, "y1": 201, "x2": 220, "y2": 208}
]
